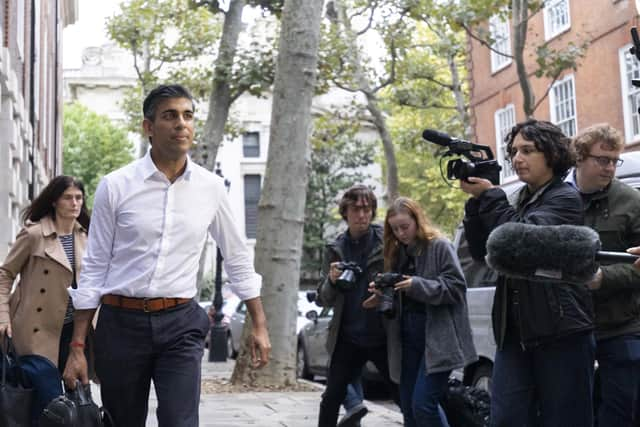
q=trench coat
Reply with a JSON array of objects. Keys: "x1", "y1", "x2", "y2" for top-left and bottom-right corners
[{"x1": 0, "y1": 216, "x2": 87, "y2": 366}]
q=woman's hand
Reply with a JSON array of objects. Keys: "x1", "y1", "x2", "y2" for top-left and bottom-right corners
[
  {"x1": 0, "y1": 323, "x2": 11, "y2": 339},
  {"x1": 628, "y1": 247, "x2": 640, "y2": 270},
  {"x1": 362, "y1": 281, "x2": 381, "y2": 308},
  {"x1": 328, "y1": 262, "x2": 342, "y2": 284},
  {"x1": 460, "y1": 177, "x2": 494, "y2": 198},
  {"x1": 393, "y1": 275, "x2": 413, "y2": 291}
]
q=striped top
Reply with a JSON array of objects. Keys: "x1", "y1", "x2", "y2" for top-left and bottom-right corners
[{"x1": 58, "y1": 234, "x2": 75, "y2": 324}]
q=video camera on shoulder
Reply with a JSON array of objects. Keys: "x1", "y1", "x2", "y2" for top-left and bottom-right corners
[
  {"x1": 373, "y1": 273, "x2": 404, "y2": 318},
  {"x1": 422, "y1": 129, "x2": 502, "y2": 185},
  {"x1": 334, "y1": 261, "x2": 363, "y2": 292}
]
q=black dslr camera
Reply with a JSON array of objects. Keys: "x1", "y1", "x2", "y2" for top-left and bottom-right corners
[
  {"x1": 422, "y1": 129, "x2": 502, "y2": 185},
  {"x1": 334, "y1": 261, "x2": 363, "y2": 292},
  {"x1": 373, "y1": 273, "x2": 405, "y2": 318}
]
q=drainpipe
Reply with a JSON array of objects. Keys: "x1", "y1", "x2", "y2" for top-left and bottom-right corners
[{"x1": 28, "y1": 0, "x2": 36, "y2": 199}]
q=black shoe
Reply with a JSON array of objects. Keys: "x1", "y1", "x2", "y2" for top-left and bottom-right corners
[{"x1": 337, "y1": 403, "x2": 368, "y2": 427}]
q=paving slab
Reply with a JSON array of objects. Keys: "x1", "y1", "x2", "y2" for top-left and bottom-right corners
[{"x1": 91, "y1": 350, "x2": 403, "y2": 426}]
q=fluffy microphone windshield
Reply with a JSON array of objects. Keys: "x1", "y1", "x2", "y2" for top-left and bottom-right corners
[{"x1": 485, "y1": 222, "x2": 601, "y2": 283}]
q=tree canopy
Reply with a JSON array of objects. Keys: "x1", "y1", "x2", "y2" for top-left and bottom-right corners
[{"x1": 62, "y1": 103, "x2": 134, "y2": 208}]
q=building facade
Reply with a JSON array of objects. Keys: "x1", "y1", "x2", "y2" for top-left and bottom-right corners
[
  {"x1": 468, "y1": 0, "x2": 640, "y2": 184},
  {"x1": 0, "y1": 0, "x2": 78, "y2": 259}
]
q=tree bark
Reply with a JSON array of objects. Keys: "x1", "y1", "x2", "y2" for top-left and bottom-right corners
[
  {"x1": 448, "y1": 53, "x2": 470, "y2": 140},
  {"x1": 230, "y1": 0, "x2": 324, "y2": 386},
  {"x1": 512, "y1": 0, "x2": 535, "y2": 118},
  {"x1": 197, "y1": 0, "x2": 246, "y2": 170}
]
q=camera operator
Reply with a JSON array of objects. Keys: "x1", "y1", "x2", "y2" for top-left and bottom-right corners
[
  {"x1": 460, "y1": 119, "x2": 594, "y2": 427},
  {"x1": 363, "y1": 197, "x2": 477, "y2": 427},
  {"x1": 567, "y1": 124, "x2": 640, "y2": 426},
  {"x1": 316, "y1": 185, "x2": 394, "y2": 427}
]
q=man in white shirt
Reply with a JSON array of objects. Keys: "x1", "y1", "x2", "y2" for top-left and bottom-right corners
[{"x1": 63, "y1": 84, "x2": 271, "y2": 427}]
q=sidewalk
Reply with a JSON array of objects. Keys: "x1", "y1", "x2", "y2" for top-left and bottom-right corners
[{"x1": 93, "y1": 350, "x2": 403, "y2": 426}]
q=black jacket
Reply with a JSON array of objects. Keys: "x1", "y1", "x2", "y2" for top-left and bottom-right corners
[
  {"x1": 316, "y1": 224, "x2": 384, "y2": 355},
  {"x1": 463, "y1": 177, "x2": 594, "y2": 349}
]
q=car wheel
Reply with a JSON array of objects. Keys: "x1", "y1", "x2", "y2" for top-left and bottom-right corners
[
  {"x1": 227, "y1": 332, "x2": 237, "y2": 359},
  {"x1": 471, "y1": 363, "x2": 493, "y2": 396},
  {"x1": 296, "y1": 343, "x2": 312, "y2": 380}
]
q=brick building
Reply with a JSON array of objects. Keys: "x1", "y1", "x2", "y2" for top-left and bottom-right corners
[
  {"x1": 468, "y1": 0, "x2": 640, "y2": 184},
  {"x1": 0, "y1": 0, "x2": 77, "y2": 258}
]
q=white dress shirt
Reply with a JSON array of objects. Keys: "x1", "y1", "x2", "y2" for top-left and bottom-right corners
[{"x1": 70, "y1": 151, "x2": 261, "y2": 309}]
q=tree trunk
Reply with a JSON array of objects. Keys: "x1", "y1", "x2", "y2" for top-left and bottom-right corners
[
  {"x1": 448, "y1": 53, "x2": 470, "y2": 140},
  {"x1": 512, "y1": 0, "x2": 535, "y2": 118},
  {"x1": 335, "y1": 0, "x2": 398, "y2": 201},
  {"x1": 197, "y1": 0, "x2": 246, "y2": 170},
  {"x1": 230, "y1": 0, "x2": 324, "y2": 386}
]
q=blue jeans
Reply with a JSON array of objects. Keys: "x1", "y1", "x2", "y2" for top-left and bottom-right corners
[
  {"x1": 491, "y1": 331, "x2": 595, "y2": 427},
  {"x1": 400, "y1": 311, "x2": 451, "y2": 427},
  {"x1": 596, "y1": 335, "x2": 640, "y2": 427},
  {"x1": 343, "y1": 376, "x2": 364, "y2": 411}
]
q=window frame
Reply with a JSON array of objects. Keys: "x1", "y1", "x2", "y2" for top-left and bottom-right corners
[
  {"x1": 242, "y1": 131, "x2": 260, "y2": 158},
  {"x1": 619, "y1": 44, "x2": 640, "y2": 143},
  {"x1": 543, "y1": 0, "x2": 571, "y2": 41},
  {"x1": 489, "y1": 14, "x2": 512, "y2": 74},
  {"x1": 494, "y1": 104, "x2": 517, "y2": 184},
  {"x1": 549, "y1": 74, "x2": 578, "y2": 137}
]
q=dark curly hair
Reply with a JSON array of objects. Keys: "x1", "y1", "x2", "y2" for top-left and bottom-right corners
[{"x1": 504, "y1": 119, "x2": 575, "y2": 177}]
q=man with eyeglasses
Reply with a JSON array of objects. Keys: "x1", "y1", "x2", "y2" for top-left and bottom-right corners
[{"x1": 568, "y1": 123, "x2": 640, "y2": 427}]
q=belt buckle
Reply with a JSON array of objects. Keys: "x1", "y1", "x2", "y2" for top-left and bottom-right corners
[{"x1": 143, "y1": 298, "x2": 151, "y2": 313}]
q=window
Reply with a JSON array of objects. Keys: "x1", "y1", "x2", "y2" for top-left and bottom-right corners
[
  {"x1": 619, "y1": 45, "x2": 640, "y2": 142},
  {"x1": 494, "y1": 104, "x2": 516, "y2": 182},
  {"x1": 549, "y1": 75, "x2": 577, "y2": 137},
  {"x1": 489, "y1": 14, "x2": 512, "y2": 73},
  {"x1": 543, "y1": 0, "x2": 570, "y2": 40},
  {"x1": 243, "y1": 175, "x2": 261, "y2": 239},
  {"x1": 242, "y1": 132, "x2": 260, "y2": 158}
]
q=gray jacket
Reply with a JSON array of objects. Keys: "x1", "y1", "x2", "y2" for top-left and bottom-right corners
[
  {"x1": 316, "y1": 224, "x2": 384, "y2": 356},
  {"x1": 386, "y1": 238, "x2": 478, "y2": 383}
]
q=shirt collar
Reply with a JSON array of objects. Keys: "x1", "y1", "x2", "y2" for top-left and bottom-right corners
[{"x1": 140, "y1": 149, "x2": 194, "y2": 182}]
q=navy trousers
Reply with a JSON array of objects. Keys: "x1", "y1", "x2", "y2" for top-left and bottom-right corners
[
  {"x1": 595, "y1": 335, "x2": 640, "y2": 427},
  {"x1": 94, "y1": 300, "x2": 210, "y2": 427},
  {"x1": 490, "y1": 332, "x2": 595, "y2": 427}
]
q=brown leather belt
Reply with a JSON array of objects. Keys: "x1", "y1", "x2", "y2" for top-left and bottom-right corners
[{"x1": 102, "y1": 294, "x2": 192, "y2": 313}]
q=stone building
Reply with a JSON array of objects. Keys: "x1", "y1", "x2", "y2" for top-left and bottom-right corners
[{"x1": 0, "y1": 0, "x2": 78, "y2": 259}]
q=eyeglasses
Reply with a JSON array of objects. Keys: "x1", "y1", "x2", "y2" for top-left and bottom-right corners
[{"x1": 586, "y1": 155, "x2": 624, "y2": 168}]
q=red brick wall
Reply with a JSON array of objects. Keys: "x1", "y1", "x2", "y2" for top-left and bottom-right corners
[{"x1": 469, "y1": 0, "x2": 640, "y2": 155}]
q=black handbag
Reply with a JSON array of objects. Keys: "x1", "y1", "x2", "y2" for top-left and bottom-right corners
[
  {"x1": 40, "y1": 381, "x2": 112, "y2": 427},
  {"x1": 0, "y1": 336, "x2": 34, "y2": 427},
  {"x1": 441, "y1": 378, "x2": 490, "y2": 427}
]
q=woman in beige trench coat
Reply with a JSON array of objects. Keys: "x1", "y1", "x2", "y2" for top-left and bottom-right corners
[{"x1": 0, "y1": 175, "x2": 90, "y2": 421}]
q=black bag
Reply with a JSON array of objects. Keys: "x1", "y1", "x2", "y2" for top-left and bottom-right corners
[
  {"x1": 40, "y1": 381, "x2": 111, "y2": 427},
  {"x1": 441, "y1": 378, "x2": 490, "y2": 427},
  {"x1": 0, "y1": 336, "x2": 34, "y2": 427}
]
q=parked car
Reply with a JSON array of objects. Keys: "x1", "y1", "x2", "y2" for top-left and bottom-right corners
[
  {"x1": 296, "y1": 302, "x2": 384, "y2": 389},
  {"x1": 201, "y1": 294, "x2": 241, "y2": 349},
  {"x1": 227, "y1": 291, "x2": 314, "y2": 359},
  {"x1": 455, "y1": 151, "x2": 640, "y2": 394}
]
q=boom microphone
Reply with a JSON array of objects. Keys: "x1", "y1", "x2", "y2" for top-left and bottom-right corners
[{"x1": 485, "y1": 223, "x2": 639, "y2": 284}]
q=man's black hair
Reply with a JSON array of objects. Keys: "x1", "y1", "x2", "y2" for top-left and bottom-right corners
[{"x1": 142, "y1": 84, "x2": 195, "y2": 121}]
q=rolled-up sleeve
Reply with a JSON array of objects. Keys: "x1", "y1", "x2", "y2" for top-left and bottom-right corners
[
  {"x1": 70, "y1": 179, "x2": 116, "y2": 309},
  {"x1": 208, "y1": 184, "x2": 262, "y2": 301}
]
